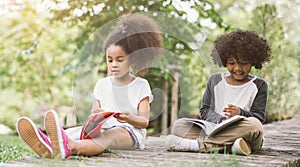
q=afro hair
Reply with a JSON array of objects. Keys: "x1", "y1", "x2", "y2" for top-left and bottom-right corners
[{"x1": 211, "y1": 29, "x2": 271, "y2": 69}]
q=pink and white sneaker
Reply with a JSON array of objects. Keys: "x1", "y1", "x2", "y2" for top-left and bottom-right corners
[
  {"x1": 44, "y1": 110, "x2": 71, "y2": 159},
  {"x1": 17, "y1": 117, "x2": 53, "y2": 158}
]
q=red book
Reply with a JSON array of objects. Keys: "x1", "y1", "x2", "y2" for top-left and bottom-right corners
[{"x1": 80, "y1": 111, "x2": 120, "y2": 140}]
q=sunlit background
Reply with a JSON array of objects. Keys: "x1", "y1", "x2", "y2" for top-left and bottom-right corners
[{"x1": 0, "y1": 0, "x2": 299, "y2": 135}]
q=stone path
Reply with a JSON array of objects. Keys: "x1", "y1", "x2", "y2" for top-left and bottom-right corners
[{"x1": 3, "y1": 117, "x2": 300, "y2": 167}]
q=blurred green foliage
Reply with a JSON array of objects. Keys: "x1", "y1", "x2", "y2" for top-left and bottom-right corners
[{"x1": 0, "y1": 0, "x2": 299, "y2": 130}]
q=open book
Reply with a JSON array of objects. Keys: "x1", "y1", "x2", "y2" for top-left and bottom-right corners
[
  {"x1": 182, "y1": 115, "x2": 245, "y2": 137},
  {"x1": 80, "y1": 111, "x2": 121, "y2": 139}
]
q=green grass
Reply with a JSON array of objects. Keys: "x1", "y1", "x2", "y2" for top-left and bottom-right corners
[
  {"x1": 208, "y1": 151, "x2": 239, "y2": 167},
  {"x1": 0, "y1": 134, "x2": 35, "y2": 163}
]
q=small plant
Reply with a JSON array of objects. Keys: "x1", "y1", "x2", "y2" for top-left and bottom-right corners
[
  {"x1": 206, "y1": 146, "x2": 240, "y2": 167},
  {"x1": 0, "y1": 135, "x2": 35, "y2": 163}
]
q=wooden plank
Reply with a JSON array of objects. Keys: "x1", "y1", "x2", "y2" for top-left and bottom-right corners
[{"x1": 5, "y1": 117, "x2": 300, "y2": 167}]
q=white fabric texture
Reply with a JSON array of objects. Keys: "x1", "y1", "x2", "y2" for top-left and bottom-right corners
[
  {"x1": 93, "y1": 76, "x2": 153, "y2": 149},
  {"x1": 214, "y1": 73, "x2": 258, "y2": 116}
]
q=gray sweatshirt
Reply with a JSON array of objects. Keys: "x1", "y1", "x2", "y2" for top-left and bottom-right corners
[{"x1": 200, "y1": 73, "x2": 268, "y2": 124}]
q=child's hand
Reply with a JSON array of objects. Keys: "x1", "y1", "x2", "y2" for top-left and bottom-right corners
[
  {"x1": 114, "y1": 112, "x2": 130, "y2": 123},
  {"x1": 223, "y1": 104, "x2": 241, "y2": 118}
]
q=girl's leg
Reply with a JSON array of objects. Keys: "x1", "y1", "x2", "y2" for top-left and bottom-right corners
[
  {"x1": 45, "y1": 110, "x2": 135, "y2": 158},
  {"x1": 64, "y1": 126, "x2": 83, "y2": 140},
  {"x1": 16, "y1": 117, "x2": 53, "y2": 158},
  {"x1": 69, "y1": 127, "x2": 134, "y2": 156}
]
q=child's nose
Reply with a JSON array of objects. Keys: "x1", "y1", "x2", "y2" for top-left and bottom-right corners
[
  {"x1": 112, "y1": 61, "x2": 118, "y2": 67},
  {"x1": 234, "y1": 64, "x2": 242, "y2": 71}
]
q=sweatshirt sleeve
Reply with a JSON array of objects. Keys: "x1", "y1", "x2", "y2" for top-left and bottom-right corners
[
  {"x1": 200, "y1": 74, "x2": 226, "y2": 124},
  {"x1": 240, "y1": 78, "x2": 268, "y2": 123}
]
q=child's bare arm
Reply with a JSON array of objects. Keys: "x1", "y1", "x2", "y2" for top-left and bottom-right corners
[{"x1": 114, "y1": 97, "x2": 150, "y2": 129}]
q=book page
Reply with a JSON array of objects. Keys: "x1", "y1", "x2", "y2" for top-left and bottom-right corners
[
  {"x1": 182, "y1": 118, "x2": 216, "y2": 134},
  {"x1": 183, "y1": 115, "x2": 245, "y2": 136},
  {"x1": 208, "y1": 115, "x2": 245, "y2": 136}
]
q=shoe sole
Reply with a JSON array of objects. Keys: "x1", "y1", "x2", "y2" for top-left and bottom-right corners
[
  {"x1": 239, "y1": 138, "x2": 251, "y2": 155},
  {"x1": 17, "y1": 118, "x2": 52, "y2": 158},
  {"x1": 45, "y1": 110, "x2": 65, "y2": 159}
]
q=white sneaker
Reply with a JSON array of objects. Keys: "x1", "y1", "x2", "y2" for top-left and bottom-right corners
[
  {"x1": 231, "y1": 138, "x2": 251, "y2": 156},
  {"x1": 165, "y1": 134, "x2": 197, "y2": 152}
]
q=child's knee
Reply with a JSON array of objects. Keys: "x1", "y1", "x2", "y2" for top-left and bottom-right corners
[
  {"x1": 243, "y1": 117, "x2": 264, "y2": 151},
  {"x1": 171, "y1": 118, "x2": 188, "y2": 134},
  {"x1": 172, "y1": 118, "x2": 188, "y2": 128},
  {"x1": 171, "y1": 118, "x2": 204, "y2": 139},
  {"x1": 171, "y1": 118, "x2": 195, "y2": 136},
  {"x1": 247, "y1": 117, "x2": 263, "y2": 133}
]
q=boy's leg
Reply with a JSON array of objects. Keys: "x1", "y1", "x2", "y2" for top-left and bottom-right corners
[
  {"x1": 203, "y1": 117, "x2": 263, "y2": 152},
  {"x1": 171, "y1": 118, "x2": 206, "y2": 139},
  {"x1": 168, "y1": 117, "x2": 263, "y2": 153},
  {"x1": 165, "y1": 118, "x2": 206, "y2": 152}
]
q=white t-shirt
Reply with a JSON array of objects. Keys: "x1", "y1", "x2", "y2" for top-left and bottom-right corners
[
  {"x1": 214, "y1": 73, "x2": 258, "y2": 116},
  {"x1": 93, "y1": 76, "x2": 152, "y2": 149}
]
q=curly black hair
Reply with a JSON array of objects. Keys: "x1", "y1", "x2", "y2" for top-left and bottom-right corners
[
  {"x1": 211, "y1": 29, "x2": 271, "y2": 69},
  {"x1": 104, "y1": 13, "x2": 163, "y2": 73}
]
